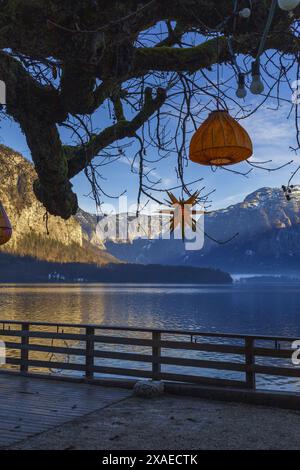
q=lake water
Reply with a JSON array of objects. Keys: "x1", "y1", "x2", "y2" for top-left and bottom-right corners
[
  {"x1": 0, "y1": 282, "x2": 300, "y2": 336},
  {"x1": 1, "y1": 282, "x2": 300, "y2": 392}
]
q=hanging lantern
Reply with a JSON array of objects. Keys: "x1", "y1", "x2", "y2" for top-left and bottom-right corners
[
  {"x1": 189, "y1": 110, "x2": 253, "y2": 166},
  {"x1": 0, "y1": 202, "x2": 12, "y2": 245},
  {"x1": 278, "y1": 0, "x2": 300, "y2": 11}
]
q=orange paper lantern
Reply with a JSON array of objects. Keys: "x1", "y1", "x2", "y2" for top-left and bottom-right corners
[
  {"x1": 189, "y1": 110, "x2": 253, "y2": 166},
  {"x1": 0, "y1": 202, "x2": 12, "y2": 245}
]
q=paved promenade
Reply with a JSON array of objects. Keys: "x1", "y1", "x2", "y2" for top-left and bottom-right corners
[{"x1": 1, "y1": 374, "x2": 300, "y2": 450}]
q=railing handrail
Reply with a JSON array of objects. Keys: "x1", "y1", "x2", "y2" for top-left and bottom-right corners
[{"x1": 0, "y1": 319, "x2": 298, "y2": 342}]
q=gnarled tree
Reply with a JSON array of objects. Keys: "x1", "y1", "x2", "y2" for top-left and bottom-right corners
[{"x1": 0, "y1": 0, "x2": 299, "y2": 218}]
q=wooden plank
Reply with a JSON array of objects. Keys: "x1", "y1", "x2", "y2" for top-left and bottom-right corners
[
  {"x1": 159, "y1": 340, "x2": 245, "y2": 354},
  {"x1": 6, "y1": 357, "x2": 86, "y2": 372},
  {"x1": 92, "y1": 364, "x2": 152, "y2": 378},
  {"x1": 5, "y1": 341, "x2": 86, "y2": 357},
  {"x1": 93, "y1": 350, "x2": 152, "y2": 362},
  {"x1": 93, "y1": 334, "x2": 153, "y2": 347},
  {"x1": 159, "y1": 356, "x2": 245, "y2": 371},
  {"x1": 0, "y1": 329, "x2": 87, "y2": 341},
  {"x1": 254, "y1": 365, "x2": 300, "y2": 378},
  {"x1": 4, "y1": 332, "x2": 154, "y2": 348},
  {"x1": 254, "y1": 347, "x2": 292, "y2": 359},
  {"x1": 160, "y1": 372, "x2": 247, "y2": 388}
]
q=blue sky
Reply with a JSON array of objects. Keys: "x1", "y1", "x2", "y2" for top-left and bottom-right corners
[{"x1": 1, "y1": 78, "x2": 298, "y2": 215}]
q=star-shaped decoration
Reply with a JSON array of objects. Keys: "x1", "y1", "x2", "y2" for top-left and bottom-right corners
[{"x1": 159, "y1": 190, "x2": 204, "y2": 241}]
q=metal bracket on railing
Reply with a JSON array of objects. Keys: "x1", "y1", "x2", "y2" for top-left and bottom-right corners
[
  {"x1": 275, "y1": 340, "x2": 281, "y2": 350},
  {"x1": 191, "y1": 335, "x2": 199, "y2": 343}
]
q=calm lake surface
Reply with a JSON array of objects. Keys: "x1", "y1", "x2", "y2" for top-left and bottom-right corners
[
  {"x1": 1, "y1": 282, "x2": 300, "y2": 392},
  {"x1": 0, "y1": 282, "x2": 299, "y2": 336}
]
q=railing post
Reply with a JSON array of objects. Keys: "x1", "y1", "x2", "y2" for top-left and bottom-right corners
[
  {"x1": 20, "y1": 323, "x2": 29, "y2": 375},
  {"x1": 152, "y1": 331, "x2": 161, "y2": 380},
  {"x1": 245, "y1": 337, "x2": 255, "y2": 389},
  {"x1": 85, "y1": 326, "x2": 95, "y2": 380}
]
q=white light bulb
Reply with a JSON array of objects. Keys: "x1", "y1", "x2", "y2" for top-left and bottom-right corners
[
  {"x1": 250, "y1": 76, "x2": 264, "y2": 95},
  {"x1": 239, "y1": 8, "x2": 251, "y2": 18},
  {"x1": 236, "y1": 73, "x2": 247, "y2": 99},
  {"x1": 278, "y1": 0, "x2": 300, "y2": 11},
  {"x1": 236, "y1": 86, "x2": 247, "y2": 99}
]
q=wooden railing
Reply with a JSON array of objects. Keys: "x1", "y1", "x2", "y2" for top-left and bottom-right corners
[{"x1": 0, "y1": 320, "x2": 299, "y2": 391}]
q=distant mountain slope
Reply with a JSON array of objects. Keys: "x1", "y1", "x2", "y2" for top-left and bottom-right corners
[
  {"x1": 186, "y1": 187, "x2": 300, "y2": 272},
  {"x1": 99, "y1": 187, "x2": 300, "y2": 273},
  {"x1": 75, "y1": 208, "x2": 105, "y2": 249},
  {"x1": 75, "y1": 209, "x2": 162, "y2": 248},
  {"x1": 0, "y1": 145, "x2": 119, "y2": 265}
]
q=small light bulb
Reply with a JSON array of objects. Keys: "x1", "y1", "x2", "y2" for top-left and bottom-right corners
[
  {"x1": 239, "y1": 8, "x2": 251, "y2": 18},
  {"x1": 278, "y1": 0, "x2": 300, "y2": 11},
  {"x1": 236, "y1": 87, "x2": 247, "y2": 99},
  {"x1": 250, "y1": 61, "x2": 264, "y2": 95},
  {"x1": 250, "y1": 76, "x2": 264, "y2": 95},
  {"x1": 236, "y1": 73, "x2": 247, "y2": 99}
]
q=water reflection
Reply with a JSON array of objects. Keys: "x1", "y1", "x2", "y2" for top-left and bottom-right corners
[
  {"x1": 1, "y1": 283, "x2": 300, "y2": 392},
  {"x1": 0, "y1": 283, "x2": 300, "y2": 336}
]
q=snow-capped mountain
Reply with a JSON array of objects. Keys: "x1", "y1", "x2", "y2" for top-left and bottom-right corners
[
  {"x1": 76, "y1": 210, "x2": 165, "y2": 247},
  {"x1": 77, "y1": 186, "x2": 300, "y2": 273}
]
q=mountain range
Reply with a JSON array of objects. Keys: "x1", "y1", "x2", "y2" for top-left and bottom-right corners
[
  {"x1": 86, "y1": 187, "x2": 300, "y2": 274},
  {"x1": 1, "y1": 144, "x2": 300, "y2": 275},
  {"x1": 76, "y1": 186, "x2": 300, "y2": 274}
]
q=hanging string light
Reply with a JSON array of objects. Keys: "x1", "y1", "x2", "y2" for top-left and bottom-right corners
[
  {"x1": 250, "y1": 60, "x2": 264, "y2": 95},
  {"x1": 278, "y1": 0, "x2": 300, "y2": 11},
  {"x1": 239, "y1": 8, "x2": 251, "y2": 18},
  {"x1": 248, "y1": 0, "x2": 277, "y2": 95},
  {"x1": 236, "y1": 73, "x2": 247, "y2": 98},
  {"x1": 228, "y1": 2, "x2": 251, "y2": 98},
  {"x1": 231, "y1": 0, "x2": 278, "y2": 98}
]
